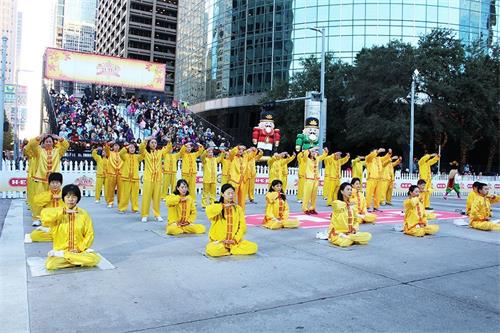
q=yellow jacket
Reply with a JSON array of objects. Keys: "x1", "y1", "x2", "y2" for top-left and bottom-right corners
[
  {"x1": 403, "y1": 197, "x2": 427, "y2": 232},
  {"x1": 105, "y1": 145, "x2": 123, "y2": 178},
  {"x1": 297, "y1": 151, "x2": 306, "y2": 177},
  {"x1": 92, "y1": 149, "x2": 107, "y2": 178},
  {"x1": 41, "y1": 206, "x2": 95, "y2": 252},
  {"x1": 139, "y1": 142, "x2": 165, "y2": 182},
  {"x1": 163, "y1": 145, "x2": 180, "y2": 175},
  {"x1": 248, "y1": 150, "x2": 263, "y2": 178},
  {"x1": 382, "y1": 158, "x2": 401, "y2": 181},
  {"x1": 351, "y1": 157, "x2": 365, "y2": 180},
  {"x1": 350, "y1": 188, "x2": 368, "y2": 215},
  {"x1": 329, "y1": 200, "x2": 358, "y2": 235},
  {"x1": 180, "y1": 144, "x2": 204, "y2": 176},
  {"x1": 267, "y1": 155, "x2": 282, "y2": 182},
  {"x1": 119, "y1": 147, "x2": 143, "y2": 182},
  {"x1": 280, "y1": 154, "x2": 295, "y2": 178},
  {"x1": 466, "y1": 190, "x2": 478, "y2": 215},
  {"x1": 418, "y1": 154, "x2": 439, "y2": 180},
  {"x1": 34, "y1": 189, "x2": 63, "y2": 209},
  {"x1": 469, "y1": 194, "x2": 499, "y2": 223},
  {"x1": 324, "y1": 154, "x2": 349, "y2": 179},
  {"x1": 201, "y1": 152, "x2": 218, "y2": 184},
  {"x1": 219, "y1": 152, "x2": 231, "y2": 180},
  {"x1": 23, "y1": 146, "x2": 38, "y2": 178},
  {"x1": 228, "y1": 147, "x2": 252, "y2": 185},
  {"x1": 365, "y1": 150, "x2": 391, "y2": 180},
  {"x1": 165, "y1": 194, "x2": 197, "y2": 225},
  {"x1": 263, "y1": 192, "x2": 290, "y2": 223},
  {"x1": 206, "y1": 203, "x2": 247, "y2": 242},
  {"x1": 301, "y1": 150, "x2": 327, "y2": 181},
  {"x1": 27, "y1": 137, "x2": 69, "y2": 183}
]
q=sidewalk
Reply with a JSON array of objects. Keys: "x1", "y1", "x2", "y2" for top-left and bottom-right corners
[{"x1": 2, "y1": 195, "x2": 499, "y2": 332}]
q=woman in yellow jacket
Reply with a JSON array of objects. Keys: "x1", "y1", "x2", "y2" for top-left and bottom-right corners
[
  {"x1": 91, "y1": 146, "x2": 107, "y2": 203},
  {"x1": 301, "y1": 147, "x2": 328, "y2": 214},
  {"x1": 328, "y1": 182, "x2": 372, "y2": 247},
  {"x1": 23, "y1": 140, "x2": 37, "y2": 208},
  {"x1": 279, "y1": 152, "x2": 295, "y2": 193},
  {"x1": 118, "y1": 143, "x2": 143, "y2": 213},
  {"x1": 267, "y1": 153, "x2": 282, "y2": 185},
  {"x1": 104, "y1": 142, "x2": 123, "y2": 208},
  {"x1": 403, "y1": 185, "x2": 439, "y2": 237},
  {"x1": 263, "y1": 180, "x2": 299, "y2": 229},
  {"x1": 350, "y1": 178, "x2": 376, "y2": 224},
  {"x1": 228, "y1": 145, "x2": 254, "y2": 211},
  {"x1": 140, "y1": 137, "x2": 167, "y2": 222},
  {"x1": 417, "y1": 180, "x2": 437, "y2": 219},
  {"x1": 26, "y1": 133, "x2": 69, "y2": 195},
  {"x1": 469, "y1": 183, "x2": 500, "y2": 231},
  {"x1": 325, "y1": 151, "x2": 350, "y2": 206},
  {"x1": 219, "y1": 149, "x2": 231, "y2": 186},
  {"x1": 162, "y1": 141, "x2": 180, "y2": 199},
  {"x1": 296, "y1": 151, "x2": 306, "y2": 203},
  {"x1": 201, "y1": 148, "x2": 218, "y2": 208},
  {"x1": 465, "y1": 182, "x2": 480, "y2": 215},
  {"x1": 165, "y1": 179, "x2": 206, "y2": 235},
  {"x1": 41, "y1": 184, "x2": 100, "y2": 270},
  {"x1": 380, "y1": 156, "x2": 402, "y2": 206},
  {"x1": 418, "y1": 153, "x2": 440, "y2": 209},
  {"x1": 180, "y1": 142, "x2": 205, "y2": 199},
  {"x1": 351, "y1": 156, "x2": 365, "y2": 183},
  {"x1": 205, "y1": 184, "x2": 258, "y2": 257},
  {"x1": 247, "y1": 148, "x2": 263, "y2": 203}
]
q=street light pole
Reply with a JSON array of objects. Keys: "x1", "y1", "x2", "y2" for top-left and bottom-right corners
[
  {"x1": 409, "y1": 69, "x2": 418, "y2": 174},
  {"x1": 0, "y1": 36, "x2": 7, "y2": 170},
  {"x1": 309, "y1": 27, "x2": 326, "y2": 153}
]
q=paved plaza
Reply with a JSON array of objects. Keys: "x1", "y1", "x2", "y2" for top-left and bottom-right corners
[{"x1": 1, "y1": 194, "x2": 499, "y2": 332}]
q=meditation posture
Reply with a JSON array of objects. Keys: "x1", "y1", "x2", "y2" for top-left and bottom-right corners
[
  {"x1": 262, "y1": 180, "x2": 299, "y2": 230},
  {"x1": 165, "y1": 179, "x2": 206, "y2": 235},
  {"x1": 403, "y1": 185, "x2": 439, "y2": 237},
  {"x1": 350, "y1": 178, "x2": 376, "y2": 224},
  {"x1": 469, "y1": 183, "x2": 500, "y2": 231}
]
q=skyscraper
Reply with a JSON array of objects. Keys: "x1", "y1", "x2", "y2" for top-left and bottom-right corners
[{"x1": 0, "y1": 0, "x2": 18, "y2": 84}]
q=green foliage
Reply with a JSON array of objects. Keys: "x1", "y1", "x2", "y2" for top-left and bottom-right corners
[{"x1": 3, "y1": 111, "x2": 13, "y2": 151}]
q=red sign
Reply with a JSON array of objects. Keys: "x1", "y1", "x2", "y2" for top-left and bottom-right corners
[
  {"x1": 400, "y1": 183, "x2": 412, "y2": 189},
  {"x1": 436, "y1": 183, "x2": 446, "y2": 189},
  {"x1": 9, "y1": 178, "x2": 27, "y2": 186}
]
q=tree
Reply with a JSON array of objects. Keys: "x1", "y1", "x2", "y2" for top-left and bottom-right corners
[{"x1": 3, "y1": 110, "x2": 13, "y2": 152}]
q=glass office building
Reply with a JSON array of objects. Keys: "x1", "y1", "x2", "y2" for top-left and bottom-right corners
[{"x1": 175, "y1": 0, "x2": 499, "y2": 132}]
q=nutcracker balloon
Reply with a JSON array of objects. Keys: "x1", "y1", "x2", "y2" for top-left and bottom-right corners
[
  {"x1": 295, "y1": 117, "x2": 320, "y2": 152},
  {"x1": 252, "y1": 110, "x2": 281, "y2": 158}
]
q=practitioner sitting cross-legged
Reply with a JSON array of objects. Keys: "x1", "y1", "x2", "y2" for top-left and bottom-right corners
[
  {"x1": 165, "y1": 179, "x2": 206, "y2": 236},
  {"x1": 42, "y1": 184, "x2": 101, "y2": 270},
  {"x1": 469, "y1": 182, "x2": 500, "y2": 231},
  {"x1": 328, "y1": 182, "x2": 372, "y2": 247},
  {"x1": 262, "y1": 179, "x2": 299, "y2": 230},
  {"x1": 205, "y1": 184, "x2": 258, "y2": 257},
  {"x1": 403, "y1": 185, "x2": 439, "y2": 237},
  {"x1": 350, "y1": 177, "x2": 377, "y2": 224}
]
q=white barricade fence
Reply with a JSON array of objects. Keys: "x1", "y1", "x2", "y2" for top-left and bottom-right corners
[{"x1": 1, "y1": 160, "x2": 499, "y2": 199}]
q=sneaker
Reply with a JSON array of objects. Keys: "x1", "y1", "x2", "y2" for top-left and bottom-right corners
[
  {"x1": 118, "y1": 210, "x2": 125, "y2": 214},
  {"x1": 304, "y1": 210, "x2": 311, "y2": 215},
  {"x1": 367, "y1": 208, "x2": 374, "y2": 213},
  {"x1": 425, "y1": 207, "x2": 434, "y2": 210},
  {"x1": 24, "y1": 234, "x2": 32, "y2": 243},
  {"x1": 95, "y1": 200, "x2": 100, "y2": 203},
  {"x1": 132, "y1": 210, "x2": 139, "y2": 214},
  {"x1": 32, "y1": 220, "x2": 41, "y2": 227},
  {"x1": 141, "y1": 217, "x2": 148, "y2": 223},
  {"x1": 311, "y1": 210, "x2": 318, "y2": 215},
  {"x1": 155, "y1": 216, "x2": 164, "y2": 222},
  {"x1": 386, "y1": 202, "x2": 393, "y2": 206},
  {"x1": 297, "y1": 200, "x2": 302, "y2": 204},
  {"x1": 107, "y1": 204, "x2": 113, "y2": 208},
  {"x1": 374, "y1": 208, "x2": 381, "y2": 212}
]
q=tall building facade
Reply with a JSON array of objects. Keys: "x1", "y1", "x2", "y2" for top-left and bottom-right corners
[
  {"x1": 0, "y1": 0, "x2": 18, "y2": 84},
  {"x1": 95, "y1": 0, "x2": 178, "y2": 100},
  {"x1": 175, "y1": 0, "x2": 499, "y2": 129}
]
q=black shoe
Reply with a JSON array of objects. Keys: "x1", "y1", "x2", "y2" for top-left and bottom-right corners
[
  {"x1": 425, "y1": 207, "x2": 433, "y2": 210},
  {"x1": 374, "y1": 208, "x2": 381, "y2": 212}
]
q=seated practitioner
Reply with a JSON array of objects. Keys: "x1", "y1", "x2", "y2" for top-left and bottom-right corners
[
  {"x1": 469, "y1": 182, "x2": 500, "y2": 231},
  {"x1": 205, "y1": 184, "x2": 258, "y2": 257},
  {"x1": 403, "y1": 185, "x2": 439, "y2": 237},
  {"x1": 465, "y1": 182, "x2": 481, "y2": 216},
  {"x1": 41, "y1": 184, "x2": 101, "y2": 270},
  {"x1": 350, "y1": 178, "x2": 377, "y2": 224},
  {"x1": 328, "y1": 182, "x2": 372, "y2": 247},
  {"x1": 262, "y1": 180, "x2": 299, "y2": 230},
  {"x1": 30, "y1": 173, "x2": 64, "y2": 242},
  {"x1": 165, "y1": 179, "x2": 206, "y2": 235},
  {"x1": 417, "y1": 179, "x2": 436, "y2": 219}
]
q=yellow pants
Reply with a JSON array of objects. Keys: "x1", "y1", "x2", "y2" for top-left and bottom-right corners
[
  {"x1": 94, "y1": 176, "x2": 105, "y2": 201},
  {"x1": 166, "y1": 223, "x2": 206, "y2": 235},
  {"x1": 282, "y1": 174, "x2": 288, "y2": 194},
  {"x1": 182, "y1": 174, "x2": 197, "y2": 199},
  {"x1": 205, "y1": 240, "x2": 258, "y2": 257},
  {"x1": 366, "y1": 179, "x2": 380, "y2": 209},
  {"x1": 162, "y1": 173, "x2": 177, "y2": 198},
  {"x1": 470, "y1": 221, "x2": 500, "y2": 231},
  {"x1": 323, "y1": 177, "x2": 332, "y2": 200},
  {"x1": 105, "y1": 175, "x2": 121, "y2": 205},
  {"x1": 33, "y1": 181, "x2": 49, "y2": 199},
  {"x1": 327, "y1": 179, "x2": 341, "y2": 205},
  {"x1": 27, "y1": 178, "x2": 35, "y2": 207},
  {"x1": 378, "y1": 179, "x2": 390, "y2": 204},
  {"x1": 302, "y1": 179, "x2": 318, "y2": 212},
  {"x1": 119, "y1": 180, "x2": 140, "y2": 212},
  {"x1": 329, "y1": 232, "x2": 372, "y2": 247},
  {"x1": 247, "y1": 175, "x2": 256, "y2": 201},
  {"x1": 297, "y1": 176, "x2": 305, "y2": 201},
  {"x1": 232, "y1": 182, "x2": 248, "y2": 211},
  {"x1": 31, "y1": 202, "x2": 43, "y2": 221},
  {"x1": 405, "y1": 224, "x2": 439, "y2": 237},
  {"x1": 385, "y1": 180, "x2": 394, "y2": 204},
  {"x1": 30, "y1": 229, "x2": 52, "y2": 242},
  {"x1": 45, "y1": 251, "x2": 100, "y2": 270},
  {"x1": 263, "y1": 219, "x2": 300, "y2": 229},
  {"x1": 221, "y1": 175, "x2": 229, "y2": 186},
  {"x1": 357, "y1": 212, "x2": 377, "y2": 224},
  {"x1": 423, "y1": 178, "x2": 432, "y2": 208},
  {"x1": 141, "y1": 180, "x2": 162, "y2": 218},
  {"x1": 202, "y1": 182, "x2": 216, "y2": 208}
]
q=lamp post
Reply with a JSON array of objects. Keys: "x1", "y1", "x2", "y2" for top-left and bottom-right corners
[
  {"x1": 309, "y1": 27, "x2": 326, "y2": 153},
  {"x1": 0, "y1": 36, "x2": 7, "y2": 170},
  {"x1": 409, "y1": 69, "x2": 419, "y2": 174}
]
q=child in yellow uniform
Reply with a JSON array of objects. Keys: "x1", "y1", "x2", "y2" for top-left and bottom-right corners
[
  {"x1": 201, "y1": 148, "x2": 218, "y2": 208},
  {"x1": 296, "y1": 151, "x2": 306, "y2": 203},
  {"x1": 350, "y1": 178, "x2": 376, "y2": 224},
  {"x1": 418, "y1": 153, "x2": 440, "y2": 209},
  {"x1": 205, "y1": 184, "x2": 258, "y2": 257},
  {"x1": 469, "y1": 183, "x2": 500, "y2": 231},
  {"x1": 42, "y1": 184, "x2": 100, "y2": 270},
  {"x1": 403, "y1": 185, "x2": 439, "y2": 237},
  {"x1": 365, "y1": 148, "x2": 391, "y2": 212},
  {"x1": 325, "y1": 151, "x2": 350, "y2": 205},
  {"x1": 351, "y1": 156, "x2": 365, "y2": 183},
  {"x1": 301, "y1": 147, "x2": 328, "y2": 214},
  {"x1": 91, "y1": 146, "x2": 107, "y2": 203},
  {"x1": 247, "y1": 148, "x2": 263, "y2": 203},
  {"x1": 417, "y1": 179, "x2": 437, "y2": 219},
  {"x1": 29, "y1": 173, "x2": 64, "y2": 242},
  {"x1": 328, "y1": 182, "x2": 372, "y2": 247},
  {"x1": 162, "y1": 141, "x2": 180, "y2": 199},
  {"x1": 465, "y1": 182, "x2": 480, "y2": 215},
  {"x1": 179, "y1": 142, "x2": 205, "y2": 199},
  {"x1": 140, "y1": 137, "x2": 167, "y2": 222},
  {"x1": 382, "y1": 156, "x2": 402, "y2": 205},
  {"x1": 118, "y1": 143, "x2": 143, "y2": 213},
  {"x1": 23, "y1": 140, "x2": 38, "y2": 208},
  {"x1": 165, "y1": 179, "x2": 206, "y2": 235},
  {"x1": 263, "y1": 180, "x2": 299, "y2": 229},
  {"x1": 104, "y1": 142, "x2": 123, "y2": 208}
]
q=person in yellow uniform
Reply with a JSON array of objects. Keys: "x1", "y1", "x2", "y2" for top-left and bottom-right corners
[
  {"x1": 201, "y1": 148, "x2": 218, "y2": 208},
  {"x1": 161, "y1": 141, "x2": 180, "y2": 199},
  {"x1": 296, "y1": 151, "x2": 306, "y2": 203},
  {"x1": 22, "y1": 140, "x2": 37, "y2": 209},
  {"x1": 279, "y1": 152, "x2": 296, "y2": 194},
  {"x1": 465, "y1": 182, "x2": 480, "y2": 216},
  {"x1": 228, "y1": 145, "x2": 254, "y2": 211},
  {"x1": 301, "y1": 147, "x2": 328, "y2": 214},
  {"x1": 365, "y1": 148, "x2": 391, "y2": 212},
  {"x1": 325, "y1": 151, "x2": 350, "y2": 206},
  {"x1": 262, "y1": 180, "x2": 299, "y2": 229},
  {"x1": 418, "y1": 153, "x2": 440, "y2": 209},
  {"x1": 26, "y1": 133, "x2": 69, "y2": 195},
  {"x1": 42, "y1": 184, "x2": 100, "y2": 270},
  {"x1": 118, "y1": 143, "x2": 143, "y2": 213},
  {"x1": 351, "y1": 156, "x2": 365, "y2": 185},
  {"x1": 328, "y1": 182, "x2": 372, "y2": 247},
  {"x1": 469, "y1": 182, "x2": 500, "y2": 231},
  {"x1": 91, "y1": 146, "x2": 107, "y2": 203},
  {"x1": 205, "y1": 184, "x2": 258, "y2": 257},
  {"x1": 247, "y1": 148, "x2": 263, "y2": 204},
  {"x1": 417, "y1": 180, "x2": 436, "y2": 219},
  {"x1": 29, "y1": 173, "x2": 64, "y2": 242},
  {"x1": 219, "y1": 148, "x2": 231, "y2": 186},
  {"x1": 379, "y1": 156, "x2": 402, "y2": 206},
  {"x1": 165, "y1": 179, "x2": 206, "y2": 235},
  {"x1": 350, "y1": 178, "x2": 376, "y2": 224},
  {"x1": 403, "y1": 185, "x2": 439, "y2": 237},
  {"x1": 267, "y1": 152, "x2": 282, "y2": 185},
  {"x1": 140, "y1": 137, "x2": 168, "y2": 222},
  {"x1": 179, "y1": 142, "x2": 205, "y2": 199},
  {"x1": 104, "y1": 141, "x2": 123, "y2": 208}
]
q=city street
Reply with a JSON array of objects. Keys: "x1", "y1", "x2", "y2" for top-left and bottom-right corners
[{"x1": 1, "y1": 195, "x2": 499, "y2": 332}]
